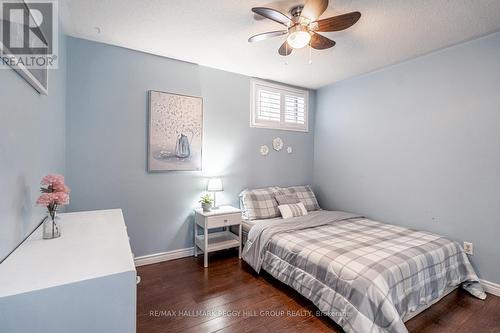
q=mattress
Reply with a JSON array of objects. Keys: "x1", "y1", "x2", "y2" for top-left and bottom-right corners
[{"x1": 242, "y1": 210, "x2": 485, "y2": 333}]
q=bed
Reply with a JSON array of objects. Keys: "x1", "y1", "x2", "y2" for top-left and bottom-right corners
[{"x1": 239, "y1": 186, "x2": 486, "y2": 333}]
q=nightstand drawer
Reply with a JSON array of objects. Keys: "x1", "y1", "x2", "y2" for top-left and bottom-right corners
[{"x1": 206, "y1": 213, "x2": 241, "y2": 228}]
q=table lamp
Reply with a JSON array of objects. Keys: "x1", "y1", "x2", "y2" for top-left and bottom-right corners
[{"x1": 207, "y1": 178, "x2": 223, "y2": 209}]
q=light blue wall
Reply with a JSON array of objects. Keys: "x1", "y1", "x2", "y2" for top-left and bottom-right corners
[
  {"x1": 0, "y1": 34, "x2": 67, "y2": 262},
  {"x1": 4, "y1": 28, "x2": 498, "y2": 285},
  {"x1": 314, "y1": 31, "x2": 500, "y2": 283},
  {"x1": 65, "y1": 37, "x2": 315, "y2": 257}
]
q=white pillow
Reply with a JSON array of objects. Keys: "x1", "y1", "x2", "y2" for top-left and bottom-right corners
[{"x1": 278, "y1": 202, "x2": 308, "y2": 219}]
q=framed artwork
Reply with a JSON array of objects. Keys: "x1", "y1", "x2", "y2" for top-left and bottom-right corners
[
  {"x1": 148, "y1": 90, "x2": 203, "y2": 172},
  {"x1": 3, "y1": 47, "x2": 49, "y2": 94},
  {"x1": 1, "y1": 1, "x2": 50, "y2": 94}
]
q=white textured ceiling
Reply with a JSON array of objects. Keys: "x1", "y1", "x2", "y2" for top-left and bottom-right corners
[{"x1": 60, "y1": 0, "x2": 500, "y2": 89}]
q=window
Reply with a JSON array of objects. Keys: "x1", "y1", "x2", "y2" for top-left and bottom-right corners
[{"x1": 251, "y1": 79, "x2": 309, "y2": 132}]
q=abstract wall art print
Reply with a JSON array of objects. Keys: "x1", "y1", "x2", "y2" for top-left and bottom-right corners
[{"x1": 148, "y1": 90, "x2": 203, "y2": 172}]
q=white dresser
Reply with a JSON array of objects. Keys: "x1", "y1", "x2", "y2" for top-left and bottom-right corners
[{"x1": 0, "y1": 209, "x2": 136, "y2": 333}]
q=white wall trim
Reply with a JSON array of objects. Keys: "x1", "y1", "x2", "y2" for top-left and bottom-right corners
[
  {"x1": 480, "y1": 279, "x2": 500, "y2": 297},
  {"x1": 134, "y1": 247, "x2": 194, "y2": 267}
]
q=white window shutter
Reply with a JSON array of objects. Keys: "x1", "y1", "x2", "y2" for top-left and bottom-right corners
[
  {"x1": 251, "y1": 80, "x2": 308, "y2": 132},
  {"x1": 257, "y1": 89, "x2": 280, "y2": 122},
  {"x1": 284, "y1": 94, "x2": 306, "y2": 125}
]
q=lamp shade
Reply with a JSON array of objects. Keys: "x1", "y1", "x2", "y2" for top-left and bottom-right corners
[{"x1": 207, "y1": 178, "x2": 223, "y2": 192}]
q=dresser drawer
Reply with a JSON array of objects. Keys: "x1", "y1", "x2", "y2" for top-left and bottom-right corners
[{"x1": 206, "y1": 213, "x2": 241, "y2": 228}]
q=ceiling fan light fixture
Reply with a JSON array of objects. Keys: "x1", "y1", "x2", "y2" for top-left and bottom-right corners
[
  {"x1": 249, "y1": 0, "x2": 361, "y2": 57},
  {"x1": 287, "y1": 26, "x2": 311, "y2": 49}
]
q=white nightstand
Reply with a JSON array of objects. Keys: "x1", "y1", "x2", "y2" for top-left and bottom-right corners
[{"x1": 194, "y1": 205, "x2": 242, "y2": 268}]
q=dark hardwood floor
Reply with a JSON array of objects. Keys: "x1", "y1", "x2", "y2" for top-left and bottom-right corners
[{"x1": 137, "y1": 249, "x2": 500, "y2": 333}]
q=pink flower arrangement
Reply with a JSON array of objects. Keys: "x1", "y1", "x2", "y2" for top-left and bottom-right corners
[
  {"x1": 41, "y1": 174, "x2": 64, "y2": 187},
  {"x1": 36, "y1": 174, "x2": 70, "y2": 216},
  {"x1": 36, "y1": 192, "x2": 70, "y2": 206}
]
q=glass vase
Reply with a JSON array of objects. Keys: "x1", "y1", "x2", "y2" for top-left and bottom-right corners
[
  {"x1": 175, "y1": 133, "x2": 191, "y2": 158},
  {"x1": 43, "y1": 212, "x2": 61, "y2": 239}
]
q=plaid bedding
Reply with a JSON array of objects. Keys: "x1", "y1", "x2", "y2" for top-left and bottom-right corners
[
  {"x1": 240, "y1": 185, "x2": 321, "y2": 220},
  {"x1": 278, "y1": 202, "x2": 308, "y2": 218},
  {"x1": 275, "y1": 194, "x2": 301, "y2": 205},
  {"x1": 239, "y1": 187, "x2": 281, "y2": 220},
  {"x1": 242, "y1": 211, "x2": 486, "y2": 333},
  {"x1": 276, "y1": 185, "x2": 320, "y2": 211}
]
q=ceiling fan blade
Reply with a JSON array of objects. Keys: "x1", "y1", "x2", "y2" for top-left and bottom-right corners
[
  {"x1": 315, "y1": 12, "x2": 361, "y2": 32},
  {"x1": 248, "y1": 30, "x2": 288, "y2": 43},
  {"x1": 278, "y1": 41, "x2": 293, "y2": 56},
  {"x1": 301, "y1": 0, "x2": 328, "y2": 21},
  {"x1": 252, "y1": 7, "x2": 291, "y2": 26},
  {"x1": 310, "y1": 33, "x2": 336, "y2": 49}
]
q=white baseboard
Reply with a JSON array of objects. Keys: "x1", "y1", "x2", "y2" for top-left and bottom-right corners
[
  {"x1": 134, "y1": 247, "x2": 194, "y2": 267},
  {"x1": 481, "y1": 279, "x2": 500, "y2": 297}
]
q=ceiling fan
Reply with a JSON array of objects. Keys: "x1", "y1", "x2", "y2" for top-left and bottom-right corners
[{"x1": 248, "y1": 0, "x2": 361, "y2": 56}]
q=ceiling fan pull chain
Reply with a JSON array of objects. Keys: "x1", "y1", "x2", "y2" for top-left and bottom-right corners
[
  {"x1": 285, "y1": 42, "x2": 289, "y2": 65},
  {"x1": 309, "y1": 42, "x2": 312, "y2": 64}
]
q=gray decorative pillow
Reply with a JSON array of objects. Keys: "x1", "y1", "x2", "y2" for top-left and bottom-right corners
[
  {"x1": 274, "y1": 194, "x2": 300, "y2": 205},
  {"x1": 239, "y1": 186, "x2": 281, "y2": 220},
  {"x1": 278, "y1": 202, "x2": 308, "y2": 219},
  {"x1": 278, "y1": 185, "x2": 320, "y2": 211}
]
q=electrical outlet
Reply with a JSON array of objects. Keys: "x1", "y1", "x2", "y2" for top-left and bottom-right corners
[{"x1": 463, "y1": 242, "x2": 473, "y2": 255}]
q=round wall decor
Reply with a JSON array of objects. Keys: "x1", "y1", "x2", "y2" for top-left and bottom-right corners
[
  {"x1": 273, "y1": 137, "x2": 284, "y2": 151},
  {"x1": 260, "y1": 145, "x2": 270, "y2": 156}
]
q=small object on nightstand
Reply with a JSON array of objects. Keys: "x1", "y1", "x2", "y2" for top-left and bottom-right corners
[
  {"x1": 207, "y1": 178, "x2": 223, "y2": 209},
  {"x1": 193, "y1": 205, "x2": 242, "y2": 268},
  {"x1": 199, "y1": 193, "x2": 214, "y2": 212}
]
